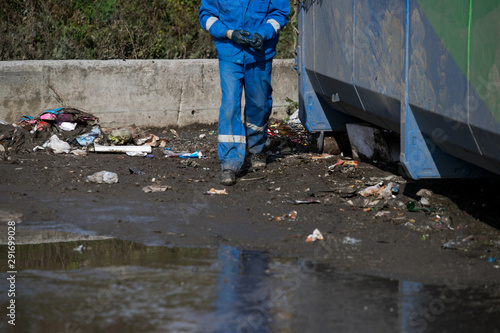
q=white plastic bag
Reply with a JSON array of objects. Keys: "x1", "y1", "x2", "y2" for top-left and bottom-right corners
[
  {"x1": 43, "y1": 135, "x2": 71, "y2": 154},
  {"x1": 87, "y1": 171, "x2": 119, "y2": 184}
]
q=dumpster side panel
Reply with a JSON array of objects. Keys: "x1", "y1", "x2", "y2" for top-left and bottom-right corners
[
  {"x1": 310, "y1": 0, "x2": 366, "y2": 128},
  {"x1": 404, "y1": 0, "x2": 482, "y2": 177},
  {"x1": 298, "y1": 0, "x2": 334, "y2": 132},
  {"x1": 298, "y1": 0, "x2": 500, "y2": 177},
  {"x1": 468, "y1": 2, "x2": 500, "y2": 173},
  {"x1": 312, "y1": 0, "x2": 354, "y2": 85},
  {"x1": 354, "y1": 0, "x2": 406, "y2": 133},
  {"x1": 408, "y1": 0, "x2": 500, "y2": 175},
  {"x1": 298, "y1": 0, "x2": 360, "y2": 132}
]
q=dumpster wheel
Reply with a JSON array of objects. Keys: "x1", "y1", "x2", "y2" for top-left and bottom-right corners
[
  {"x1": 316, "y1": 131, "x2": 325, "y2": 153},
  {"x1": 315, "y1": 131, "x2": 348, "y2": 155}
]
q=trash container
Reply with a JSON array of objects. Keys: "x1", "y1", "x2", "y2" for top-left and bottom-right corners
[{"x1": 297, "y1": 0, "x2": 500, "y2": 178}]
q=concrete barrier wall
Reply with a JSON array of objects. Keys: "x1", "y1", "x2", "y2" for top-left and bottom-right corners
[{"x1": 0, "y1": 59, "x2": 297, "y2": 128}]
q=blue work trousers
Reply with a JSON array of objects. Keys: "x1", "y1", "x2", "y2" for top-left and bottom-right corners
[{"x1": 217, "y1": 59, "x2": 273, "y2": 172}]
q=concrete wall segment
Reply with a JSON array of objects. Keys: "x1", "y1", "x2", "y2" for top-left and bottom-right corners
[{"x1": 0, "y1": 59, "x2": 297, "y2": 128}]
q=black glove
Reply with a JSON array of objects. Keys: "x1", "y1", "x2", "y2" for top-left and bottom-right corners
[
  {"x1": 231, "y1": 29, "x2": 252, "y2": 47},
  {"x1": 250, "y1": 33, "x2": 264, "y2": 53}
]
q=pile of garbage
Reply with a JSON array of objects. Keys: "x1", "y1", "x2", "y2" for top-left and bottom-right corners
[
  {"x1": 265, "y1": 110, "x2": 314, "y2": 156},
  {"x1": 0, "y1": 107, "x2": 172, "y2": 157}
]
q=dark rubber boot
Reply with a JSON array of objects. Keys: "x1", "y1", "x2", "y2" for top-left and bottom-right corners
[
  {"x1": 220, "y1": 170, "x2": 236, "y2": 186},
  {"x1": 250, "y1": 153, "x2": 266, "y2": 170}
]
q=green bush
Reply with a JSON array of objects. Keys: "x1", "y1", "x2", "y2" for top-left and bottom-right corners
[{"x1": 0, "y1": 0, "x2": 297, "y2": 60}]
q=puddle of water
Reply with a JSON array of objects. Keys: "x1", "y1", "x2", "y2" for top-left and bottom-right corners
[
  {"x1": 20, "y1": 198, "x2": 207, "y2": 246},
  {"x1": 0, "y1": 239, "x2": 499, "y2": 333},
  {"x1": 0, "y1": 226, "x2": 111, "y2": 245}
]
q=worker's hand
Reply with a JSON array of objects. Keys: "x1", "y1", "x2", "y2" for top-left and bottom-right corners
[
  {"x1": 250, "y1": 33, "x2": 263, "y2": 53},
  {"x1": 229, "y1": 29, "x2": 252, "y2": 47}
]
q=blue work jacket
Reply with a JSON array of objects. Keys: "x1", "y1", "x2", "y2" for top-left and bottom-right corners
[{"x1": 199, "y1": 0, "x2": 290, "y2": 64}]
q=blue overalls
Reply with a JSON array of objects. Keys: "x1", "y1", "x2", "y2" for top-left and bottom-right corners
[{"x1": 199, "y1": 0, "x2": 290, "y2": 172}]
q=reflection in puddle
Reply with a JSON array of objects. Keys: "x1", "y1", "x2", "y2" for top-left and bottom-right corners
[
  {"x1": 213, "y1": 245, "x2": 271, "y2": 333},
  {"x1": 0, "y1": 239, "x2": 498, "y2": 332}
]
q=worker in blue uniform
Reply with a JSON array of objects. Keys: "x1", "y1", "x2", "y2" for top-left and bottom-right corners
[{"x1": 199, "y1": 0, "x2": 290, "y2": 185}]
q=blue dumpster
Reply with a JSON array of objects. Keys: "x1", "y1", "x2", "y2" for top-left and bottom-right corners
[{"x1": 297, "y1": 0, "x2": 500, "y2": 178}]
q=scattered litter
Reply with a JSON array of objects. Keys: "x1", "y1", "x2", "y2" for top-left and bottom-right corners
[
  {"x1": 406, "y1": 201, "x2": 436, "y2": 213},
  {"x1": 305, "y1": 228, "x2": 324, "y2": 242},
  {"x1": 343, "y1": 236, "x2": 361, "y2": 245},
  {"x1": 329, "y1": 159, "x2": 358, "y2": 172},
  {"x1": 129, "y1": 167, "x2": 146, "y2": 175},
  {"x1": 142, "y1": 185, "x2": 173, "y2": 193},
  {"x1": 379, "y1": 182, "x2": 399, "y2": 199},
  {"x1": 488, "y1": 257, "x2": 497, "y2": 263},
  {"x1": 199, "y1": 134, "x2": 206, "y2": 139},
  {"x1": 347, "y1": 198, "x2": 371, "y2": 207},
  {"x1": 416, "y1": 189, "x2": 433, "y2": 198},
  {"x1": 442, "y1": 241, "x2": 458, "y2": 250},
  {"x1": 420, "y1": 197, "x2": 430, "y2": 206},
  {"x1": 76, "y1": 126, "x2": 101, "y2": 146},
  {"x1": 205, "y1": 188, "x2": 228, "y2": 195},
  {"x1": 87, "y1": 171, "x2": 118, "y2": 184},
  {"x1": 287, "y1": 197, "x2": 321, "y2": 205},
  {"x1": 390, "y1": 184, "x2": 400, "y2": 194},
  {"x1": 108, "y1": 128, "x2": 133, "y2": 145},
  {"x1": 164, "y1": 148, "x2": 184, "y2": 157},
  {"x1": 358, "y1": 183, "x2": 382, "y2": 197},
  {"x1": 462, "y1": 235, "x2": 474, "y2": 242},
  {"x1": 375, "y1": 211, "x2": 390, "y2": 218},
  {"x1": 158, "y1": 139, "x2": 168, "y2": 148},
  {"x1": 136, "y1": 134, "x2": 163, "y2": 147},
  {"x1": 164, "y1": 149, "x2": 205, "y2": 159},
  {"x1": 369, "y1": 200, "x2": 383, "y2": 207},
  {"x1": 71, "y1": 149, "x2": 87, "y2": 156},
  {"x1": 59, "y1": 122, "x2": 77, "y2": 131},
  {"x1": 383, "y1": 175, "x2": 406, "y2": 183},
  {"x1": 43, "y1": 135, "x2": 71, "y2": 154},
  {"x1": 287, "y1": 109, "x2": 301, "y2": 125},
  {"x1": 181, "y1": 159, "x2": 199, "y2": 168},
  {"x1": 18, "y1": 108, "x2": 98, "y2": 133},
  {"x1": 126, "y1": 151, "x2": 148, "y2": 157},
  {"x1": 275, "y1": 210, "x2": 298, "y2": 221},
  {"x1": 170, "y1": 129, "x2": 179, "y2": 137},
  {"x1": 94, "y1": 143, "x2": 152, "y2": 154},
  {"x1": 311, "y1": 153, "x2": 335, "y2": 160},
  {"x1": 180, "y1": 150, "x2": 204, "y2": 159}
]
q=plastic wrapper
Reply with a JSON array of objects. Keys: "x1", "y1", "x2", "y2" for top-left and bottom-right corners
[
  {"x1": 86, "y1": 171, "x2": 118, "y2": 184},
  {"x1": 305, "y1": 228, "x2": 324, "y2": 242}
]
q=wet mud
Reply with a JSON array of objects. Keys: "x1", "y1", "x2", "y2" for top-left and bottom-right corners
[{"x1": 0, "y1": 125, "x2": 499, "y2": 332}]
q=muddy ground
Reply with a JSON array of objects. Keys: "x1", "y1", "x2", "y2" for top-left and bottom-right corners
[{"x1": 1, "y1": 123, "x2": 499, "y2": 289}]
